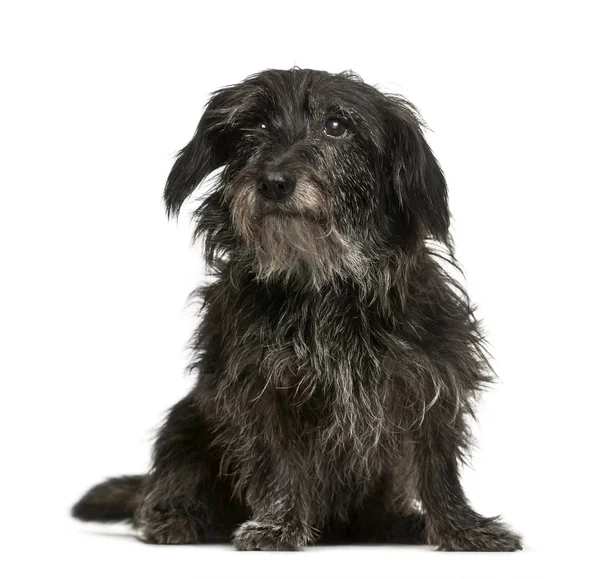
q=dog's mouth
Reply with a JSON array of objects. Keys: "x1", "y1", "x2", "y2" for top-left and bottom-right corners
[{"x1": 256, "y1": 199, "x2": 309, "y2": 219}]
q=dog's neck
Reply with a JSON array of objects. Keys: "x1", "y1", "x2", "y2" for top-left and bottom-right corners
[{"x1": 217, "y1": 244, "x2": 425, "y2": 313}]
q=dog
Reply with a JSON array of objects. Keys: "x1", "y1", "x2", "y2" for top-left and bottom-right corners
[{"x1": 72, "y1": 68, "x2": 522, "y2": 551}]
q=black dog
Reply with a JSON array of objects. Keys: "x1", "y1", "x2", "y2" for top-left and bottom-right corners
[{"x1": 73, "y1": 68, "x2": 522, "y2": 551}]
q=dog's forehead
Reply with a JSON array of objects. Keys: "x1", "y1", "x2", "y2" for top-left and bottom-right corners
[{"x1": 240, "y1": 69, "x2": 385, "y2": 119}]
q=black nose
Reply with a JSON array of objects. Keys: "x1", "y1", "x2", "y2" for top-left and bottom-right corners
[{"x1": 256, "y1": 170, "x2": 296, "y2": 201}]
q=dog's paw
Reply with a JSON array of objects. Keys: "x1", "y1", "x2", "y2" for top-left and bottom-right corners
[
  {"x1": 136, "y1": 509, "x2": 201, "y2": 545},
  {"x1": 233, "y1": 520, "x2": 310, "y2": 551},
  {"x1": 435, "y1": 517, "x2": 522, "y2": 552}
]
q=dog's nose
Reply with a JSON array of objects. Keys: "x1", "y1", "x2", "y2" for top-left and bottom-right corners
[{"x1": 256, "y1": 170, "x2": 296, "y2": 201}]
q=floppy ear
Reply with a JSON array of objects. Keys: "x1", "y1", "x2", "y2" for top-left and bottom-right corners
[
  {"x1": 388, "y1": 100, "x2": 450, "y2": 244},
  {"x1": 164, "y1": 87, "x2": 242, "y2": 217}
]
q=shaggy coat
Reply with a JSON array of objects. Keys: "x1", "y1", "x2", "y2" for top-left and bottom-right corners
[{"x1": 73, "y1": 68, "x2": 521, "y2": 551}]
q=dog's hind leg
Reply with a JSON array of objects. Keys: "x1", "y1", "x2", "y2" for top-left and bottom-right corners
[{"x1": 136, "y1": 393, "x2": 246, "y2": 544}]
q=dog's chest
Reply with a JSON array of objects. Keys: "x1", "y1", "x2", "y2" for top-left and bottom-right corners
[
  {"x1": 210, "y1": 283, "x2": 411, "y2": 490},
  {"x1": 240, "y1": 289, "x2": 384, "y2": 389},
  {"x1": 216, "y1": 285, "x2": 404, "y2": 448}
]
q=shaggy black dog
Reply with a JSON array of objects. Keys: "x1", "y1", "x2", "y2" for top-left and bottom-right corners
[{"x1": 73, "y1": 68, "x2": 522, "y2": 551}]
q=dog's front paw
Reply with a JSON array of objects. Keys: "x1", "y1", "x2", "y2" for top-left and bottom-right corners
[
  {"x1": 233, "y1": 520, "x2": 311, "y2": 551},
  {"x1": 434, "y1": 517, "x2": 522, "y2": 552},
  {"x1": 136, "y1": 508, "x2": 201, "y2": 545}
]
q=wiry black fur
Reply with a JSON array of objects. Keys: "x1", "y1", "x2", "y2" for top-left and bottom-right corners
[{"x1": 73, "y1": 68, "x2": 522, "y2": 551}]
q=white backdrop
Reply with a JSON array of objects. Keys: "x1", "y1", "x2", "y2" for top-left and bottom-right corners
[{"x1": 1, "y1": 1, "x2": 598, "y2": 578}]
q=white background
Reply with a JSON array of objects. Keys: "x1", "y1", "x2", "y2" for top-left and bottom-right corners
[{"x1": 1, "y1": 1, "x2": 599, "y2": 577}]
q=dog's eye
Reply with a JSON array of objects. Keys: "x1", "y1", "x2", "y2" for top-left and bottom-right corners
[
  {"x1": 324, "y1": 117, "x2": 348, "y2": 137},
  {"x1": 258, "y1": 121, "x2": 268, "y2": 130}
]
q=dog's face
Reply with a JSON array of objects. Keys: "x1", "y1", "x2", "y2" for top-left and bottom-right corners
[{"x1": 164, "y1": 69, "x2": 449, "y2": 284}]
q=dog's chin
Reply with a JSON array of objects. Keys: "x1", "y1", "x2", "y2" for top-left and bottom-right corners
[{"x1": 239, "y1": 212, "x2": 364, "y2": 287}]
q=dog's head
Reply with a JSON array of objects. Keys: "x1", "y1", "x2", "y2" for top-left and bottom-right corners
[{"x1": 164, "y1": 68, "x2": 449, "y2": 284}]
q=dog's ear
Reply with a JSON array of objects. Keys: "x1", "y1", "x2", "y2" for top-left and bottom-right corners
[
  {"x1": 164, "y1": 86, "x2": 244, "y2": 217},
  {"x1": 387, "y1": 98, "x2": 450, "y2": 244}
]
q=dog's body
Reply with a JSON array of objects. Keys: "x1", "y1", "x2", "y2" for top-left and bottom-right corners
[{"x1": 73, "y1": 68, "x2": 521, "y2": 551}]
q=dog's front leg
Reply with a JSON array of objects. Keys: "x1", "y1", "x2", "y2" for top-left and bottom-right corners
[
  {"x1": 233, "y1": 461, "x2": 317, "y2": 551},
  {"x1": 414, "y1": 410, "x2": 522, "y2": 551}
]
